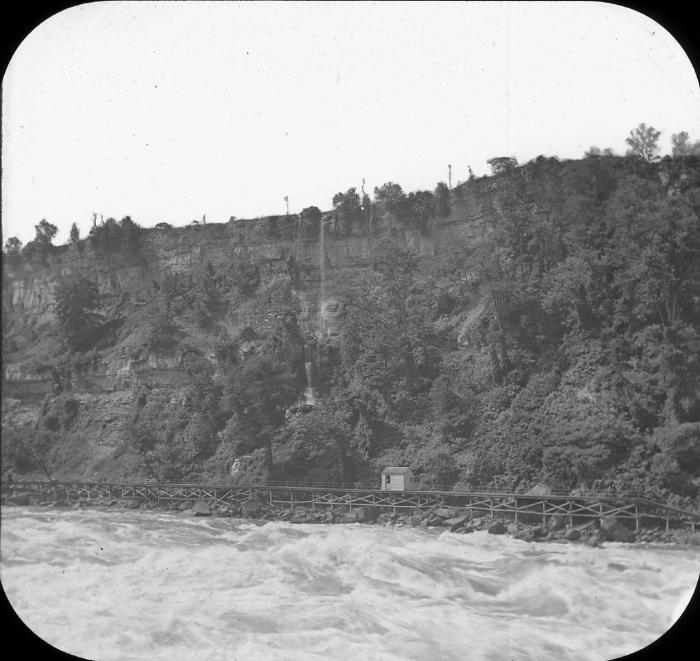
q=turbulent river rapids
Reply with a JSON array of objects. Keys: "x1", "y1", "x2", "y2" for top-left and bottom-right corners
[{"x1": 1, "y1": 507, "x2": 697, "y2": 661}]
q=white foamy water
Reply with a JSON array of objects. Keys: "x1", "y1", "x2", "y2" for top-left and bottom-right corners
[{"x1": 1, "y1": 507, "x2": 698, "y2": 661}]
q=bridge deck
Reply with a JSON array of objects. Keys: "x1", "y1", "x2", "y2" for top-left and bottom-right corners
[{"x1": 5, "y1": 481, "x2": 699, "y2": 531}]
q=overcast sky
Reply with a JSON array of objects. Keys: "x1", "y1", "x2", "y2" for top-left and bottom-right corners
[{"x1": 3, "y1": 1, "x2": 699, "y2": 245}]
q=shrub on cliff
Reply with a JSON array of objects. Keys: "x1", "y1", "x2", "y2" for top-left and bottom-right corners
[
  {"x1": 336, "y1": 239, "x2": 443, "y2": 461},
  {"x1": 40, "y1": 395, "x2": 80, "y2": 431},
  {"x1": 230, "y1": 261, "x2": 261, "y2": 296},
  {"x1": 125, "y1": 398, "x2": 215, "y2": 482},
  {"x1": 405, "y1": 190, "x2": 436, "y2": 233},
  {"x1": 124, "y1": 419, "x2": 183, "y2": 482},
  {"x1": 182, "y1": 351, "x2": 224, "y2": 430},
  {"x1": 220, "y1": 355, "x2": 299, "y2": 479},
  {"x1": 300, "y1": 206, "x2": 322, "y2": 239},
  {"x1": 214, "y1": 330, "x2": 239, "y2": 366},
  {"x1": 145, "y1": 314, "x2": 182, "y2": 355},
  {"x1": 647, "y1": 423, "x2": 700, "y2": 497},
  {"x1": 275, "y1": 396, "x2": 359, "y2": 484},
  {"x1": 375, "y1": 425, "x2": 462, "y2": 488},
  {"x1": 156, "y1": 269, "x2": 190, "y2": 318},
  {"x1": 3, "y1": 427, "x2": 58, "y2": 481},
  {"x1": 188, "y1": 263, "x2": 224, "y2": 328},
  {"x1": 54, "y1": 275, "x2": 104, "y2": 352}
]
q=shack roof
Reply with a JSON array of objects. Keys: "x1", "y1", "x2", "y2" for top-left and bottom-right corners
[{"x1": 382, "y1": 467, "x2": 412, "y2": 475}]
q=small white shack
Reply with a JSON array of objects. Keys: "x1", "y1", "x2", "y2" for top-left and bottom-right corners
[{"x1": 381, "y1": 467, "x2": 415, "y2": 491}]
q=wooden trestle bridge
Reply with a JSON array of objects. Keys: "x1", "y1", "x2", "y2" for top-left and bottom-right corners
[{"x1": 6, "y1": 481, "x2": 700, "y2": 532}]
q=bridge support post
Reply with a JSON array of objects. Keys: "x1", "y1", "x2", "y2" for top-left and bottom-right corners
[
  {"x1": 634, "y1": 503, "x2": 639, "y2": 531},
  {"x1": 290, "y1": 490, "x2": 295, "y2": 512}
]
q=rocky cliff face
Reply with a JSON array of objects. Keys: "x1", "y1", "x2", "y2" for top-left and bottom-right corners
[
  {"x1": 4, "y1": 182, "x2": 491, "y2": 317},
  {"x1": 5, "y1": 156, "x2": 698, "y2": 499},
  {"x1": 2, "y1": 179, "x2": 496, "y2": 481}
]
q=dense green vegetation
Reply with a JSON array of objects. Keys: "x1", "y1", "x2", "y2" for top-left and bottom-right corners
[
  {"x1": 315, "y1": 153, "x2": 699, "y2": 504},
  {"x1": 3, "y1": 131, "x2": 700, "y2": 507}
]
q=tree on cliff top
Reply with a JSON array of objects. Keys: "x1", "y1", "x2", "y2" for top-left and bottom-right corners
[
  {"x1": 625, "y1": 123, "x2": 661, "y2": 162},
  {"x1": 35, "y1": 219, "x2": 58, "y2": 245},
  {"x1": 3, "y1": 236, "x2": 22, "y2": 255},
  {"x1": 584, "y1": 146, "x2": 614, "y2": 157},
  {"x1": 373, "y1": 182, "x2": 406, "y2": 213},
  {"x1": 434, "y1": 182, "x2": 451, "y2": 218},
  {"x1": 21, "y1": 219, "x2": 58, "y2": 259},
  {"x1": 69, "y1": 223, "x2": 80, "y2": 245},
  {"x1": 671, "y1": 131, "x2": 700, "y2": 157},
  {"x1": 487, "y1": 157, "x2": 518, "y2": 175},
  {"x1": 89, "y1": 216, "x2": 142, "y2": 253},
  {"x1": 332, "y1": 188, "x2": 362, "y2": 235}
]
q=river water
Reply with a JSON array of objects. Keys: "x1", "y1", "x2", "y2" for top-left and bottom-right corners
[{"x1": 1, "y1": 507, "x2": 697, "y2": 661}]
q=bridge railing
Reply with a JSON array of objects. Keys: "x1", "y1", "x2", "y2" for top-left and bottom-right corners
[
  {"x1": 5, "y1": 480, "x2": 699, "y2": 520},
  {"x1": 0, "y1": 479, "x2": 669, "y2": 501},
  {"x1": 261, "y1": 480, "x2": 653, "y2": 499}
]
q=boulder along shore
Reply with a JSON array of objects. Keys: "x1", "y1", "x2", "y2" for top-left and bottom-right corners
[{"x1": 4, "y1": 491, "x2": 699, "y2": 548}]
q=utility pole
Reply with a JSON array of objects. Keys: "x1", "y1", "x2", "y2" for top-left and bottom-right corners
[
  {"x1": 284, "y1": 196, "x2": 289, "y2": 215},
  {"x1": 448, "y1": 164, "x2": 452, "y2": 190}
]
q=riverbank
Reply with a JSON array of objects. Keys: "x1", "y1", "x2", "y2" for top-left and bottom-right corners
[{"x1": 4, "y1": 490, "x2": 700, "y2": 548}]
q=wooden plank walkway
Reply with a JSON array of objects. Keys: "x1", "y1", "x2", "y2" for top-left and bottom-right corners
[{"x1": 6, "y1": 481, "x2": 700, "y2": 531}]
